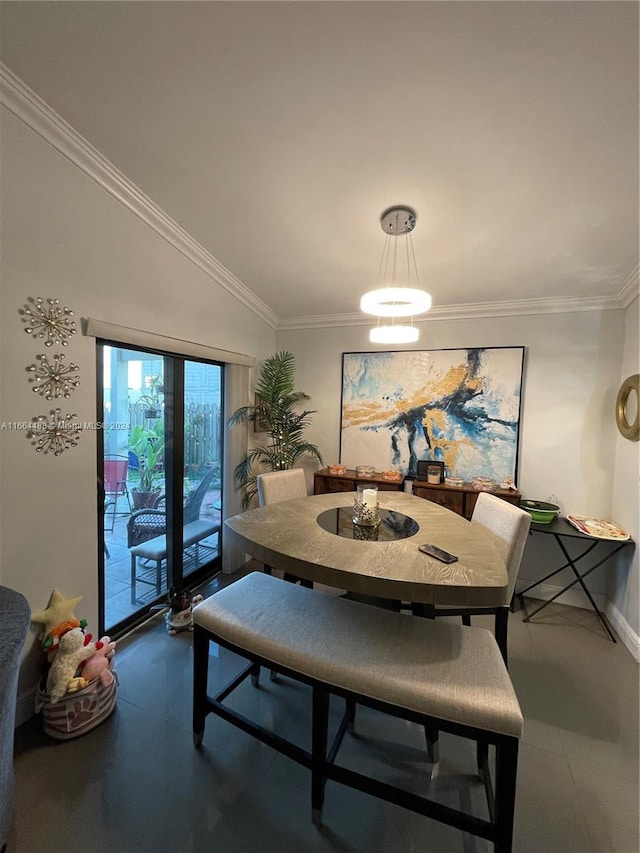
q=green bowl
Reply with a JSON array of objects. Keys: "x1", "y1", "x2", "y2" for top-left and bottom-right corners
[{"x1": 520, "y1": 500, "x2": 559, "y2": 524}]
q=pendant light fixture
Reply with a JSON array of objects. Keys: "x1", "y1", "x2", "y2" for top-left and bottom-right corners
[{"x1": 360, "y1": 206, "x2": 431, "y2": 344}]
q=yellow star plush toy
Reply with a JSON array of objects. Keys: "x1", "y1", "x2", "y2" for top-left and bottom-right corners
[{"x1": 31, "y1": 589, "x2": 83, "y2": 638}]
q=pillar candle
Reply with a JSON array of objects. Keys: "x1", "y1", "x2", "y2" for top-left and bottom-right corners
[{"x1": 362, "y1": 488, "x2": 377, "y2": 507}]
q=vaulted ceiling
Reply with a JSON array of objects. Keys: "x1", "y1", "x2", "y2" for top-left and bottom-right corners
[{"x1": 1, "y1": 1, "x2": 638, "y2": 327}]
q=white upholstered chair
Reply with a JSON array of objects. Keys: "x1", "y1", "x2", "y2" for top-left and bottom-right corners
[
  {"x1": 256, "y1": 469, "x2": 311, "y2": 586},
  {"x1": 257, "y1": 468, "x2": 308, "y2": 507},
  {"x1": 415, "y1": 492, "x2": 531, "y2": 763},
  {"x1": 429, "y1": 491, "x2": 531, "y2": 667}
]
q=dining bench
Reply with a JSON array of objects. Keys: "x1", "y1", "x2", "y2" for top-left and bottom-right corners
[{"x1": 192, "y1": 572, "x2": 523, "y2": 853}]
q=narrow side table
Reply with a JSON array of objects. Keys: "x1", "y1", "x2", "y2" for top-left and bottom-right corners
[{"x1": 518, "y1": 517, "x2": 634, "y2": 642}]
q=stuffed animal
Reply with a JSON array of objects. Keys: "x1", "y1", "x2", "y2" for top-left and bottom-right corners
[
  {"x1": 80, "y1": 636, "x2": 116, "y2": 687},
  {"x1": 46, "y1": 627, "x2": 97, "y2": 703},
  {"x1": 42, "y1": 618, "x2": 88, "y2": 662}
]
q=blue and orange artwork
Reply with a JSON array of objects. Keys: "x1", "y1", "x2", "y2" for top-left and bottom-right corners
[{"x1": 340, "y1": 347, "x2": 525, "y2": 482}]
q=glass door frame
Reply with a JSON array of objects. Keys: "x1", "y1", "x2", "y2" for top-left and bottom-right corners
[{"x1": 97, "y1": 341, "x2": 223, "y2": 637}]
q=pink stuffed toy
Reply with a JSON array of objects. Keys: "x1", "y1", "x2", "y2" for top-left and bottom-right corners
[{"x1": 80, "y1": 635, "x2": 116, "y2": 687}]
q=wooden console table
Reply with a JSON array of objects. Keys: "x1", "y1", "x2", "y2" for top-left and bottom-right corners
[
  {"x1": 411, "y1": 480, "x2": 521, "y2": 521},
  {"x1": 314, "y1": 468, "x2": 404, "y2": 495},
  {"x1": 313, "y1": 468, "x2": 521, "y2": 521}
]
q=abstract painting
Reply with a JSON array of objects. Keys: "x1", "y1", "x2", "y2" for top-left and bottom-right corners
[{"x1": 340, "y1": 347, "x2": 525, "y2": 482}]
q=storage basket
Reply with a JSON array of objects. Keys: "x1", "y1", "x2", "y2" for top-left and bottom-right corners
[{"x1": 36, "y1": 660, "x2": 118, "y2": 740}]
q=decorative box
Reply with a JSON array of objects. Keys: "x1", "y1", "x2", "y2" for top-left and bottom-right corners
[
  {"x1": 327, "y1": 464, "x2": 347, "y2": 475},
  {"x1": 471, "y1": 477, "x2": 496, "y2": 491},
  {"x1": 356, "y1": 465, "x2": 375, "y2": 478},
  {"x1": 445, "y1": 476, "x2": 464, "y2": 488}
]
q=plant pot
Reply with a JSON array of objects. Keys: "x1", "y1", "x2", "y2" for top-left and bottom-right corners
[{"x1": 131, "y1": 488, "x2": 162, "y2": 510}]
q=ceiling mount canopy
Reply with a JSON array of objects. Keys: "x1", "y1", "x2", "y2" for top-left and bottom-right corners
[{"x1": 360, "y1": 206, "x2": 431, "y2": 344}]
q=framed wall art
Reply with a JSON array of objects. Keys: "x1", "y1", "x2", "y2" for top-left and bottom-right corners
[{"x1": 340, "y1": 347, "x2": 525, "y2": 483}]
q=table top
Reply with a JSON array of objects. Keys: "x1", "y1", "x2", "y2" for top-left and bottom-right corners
[{"x1": 225, "y1": 491, "x2": 509, "y2": 606}]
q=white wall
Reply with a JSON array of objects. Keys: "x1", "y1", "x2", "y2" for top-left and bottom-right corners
[
  {"x1": 278, "y1": 306, "x2": 640, "y2": 656},
  {"x1": 609, "y1": 295, "x2": 639, "y2": 643},
  {"x1": 0, "y1": 107, "x2": 276, "y2": 711}
]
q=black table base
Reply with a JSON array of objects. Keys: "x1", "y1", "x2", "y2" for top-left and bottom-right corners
[{"x1": 518, "y1": 518, "x2": 633, "y2": 643}]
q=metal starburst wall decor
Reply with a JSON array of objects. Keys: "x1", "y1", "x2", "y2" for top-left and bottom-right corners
[
  {"x1": 26, "y1": 353, "x2": 81, "y2": 400},
  {"x1": 19, "y1": 297, "x2": 76, "y2": 347},
  {"x1": 26, "y1": 409, "x2": 81, "y2": 455}
]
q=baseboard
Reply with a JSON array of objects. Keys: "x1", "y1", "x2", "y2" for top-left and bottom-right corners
[
  {"x1": 604, "y1": 601, "x2": 640, "y2": 662},
  {"x1": 516, "y1": 578, "x2": 640, "y2": 662}
]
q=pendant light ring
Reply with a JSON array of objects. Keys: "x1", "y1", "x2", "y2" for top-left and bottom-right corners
[{"x1": 360, "y1": 287, "x2": 432, "y2": 317}]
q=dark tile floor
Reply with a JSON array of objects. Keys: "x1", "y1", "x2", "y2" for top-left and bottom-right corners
[{"x1": 8, "y1": 574, "x2": 639, "y2": 853}]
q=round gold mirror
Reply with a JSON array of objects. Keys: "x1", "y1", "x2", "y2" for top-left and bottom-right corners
[{"x1": 615, "y1": 373, "x2": 639, "y2": 441}]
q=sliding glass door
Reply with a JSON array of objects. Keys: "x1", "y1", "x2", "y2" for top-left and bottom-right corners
[{"x1": 98, "y1": 344, "x2": 223, "y2": 634}]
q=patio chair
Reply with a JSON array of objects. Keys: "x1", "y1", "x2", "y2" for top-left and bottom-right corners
[
  {"x1": 127, "y1": 466, "x2": 220, "y2": 603},
  {"x1": 103, "y1": 455, "x2": 131, "y2": 532},
  {"x1": 127, "y1": 466, "x2": 219, "y2": 549}
]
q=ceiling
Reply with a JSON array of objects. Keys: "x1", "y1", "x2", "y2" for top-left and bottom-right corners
[{"x1": 1, "y1": 2, "x2": 638, "y2": 328}]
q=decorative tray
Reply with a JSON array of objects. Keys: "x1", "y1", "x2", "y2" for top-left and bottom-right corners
[{"x1": 566, "y1": 515, "x2": 631, "y2": 541}]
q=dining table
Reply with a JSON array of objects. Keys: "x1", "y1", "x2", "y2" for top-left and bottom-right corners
[{"x1": 224, "y1": 490, "x2": 508, "y2": 607}]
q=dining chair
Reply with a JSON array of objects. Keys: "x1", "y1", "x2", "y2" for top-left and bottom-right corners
[
  {"x1": 413, "y1": 492, "x2": 531, "y2": 763},
  {"x1": 427, "y1": 492, "x2": 531, "y2": 667},
  {"x1": 256, "y1": 469, "x2": 311, "y2": 587}
]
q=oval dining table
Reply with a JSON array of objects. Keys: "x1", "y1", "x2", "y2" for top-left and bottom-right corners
[{"x1": 225, "y1": 490, "x2": 508, "y2": 607}]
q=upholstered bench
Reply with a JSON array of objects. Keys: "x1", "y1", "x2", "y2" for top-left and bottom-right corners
[
  {"x1": 192, "y1": 573, "x2": 523, "y2": 853},
  {"x1": 129, "y1": 521, "x2": 220, "y2": 603}
]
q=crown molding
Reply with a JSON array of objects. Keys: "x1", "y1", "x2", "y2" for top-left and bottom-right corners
[
  {"x1": 2, "y1": 61, "x2": 636, "y2": 333},
  {"x1": 278, "y1": 293, "x2": 628, "y2": 331},
  {"x1": 616, "y1": 264, "x2": 639, "y2": 308},
  {"x1": 0, "y1": 61, "x2": 279, "y2": 330}
]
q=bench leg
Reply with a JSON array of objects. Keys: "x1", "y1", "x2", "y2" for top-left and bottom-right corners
[
  {"x1": 192, "y1": 625, "x2": 209, "y2": 748},
  {"x1": 311, "y1": 686, "x2": 329, "y2": 821},
  {"x1": 495, "y1": 608, "x2": 509, "y2": 668},
  {"x1": 346, "y1": 697, "x2": 356, "y2": 732},
  {"x1": 424, "y1": 724, "x2": 439, "y2": 763},
  {"x1": 494, "y1": 738, "x2": 519, "y2": 853}
]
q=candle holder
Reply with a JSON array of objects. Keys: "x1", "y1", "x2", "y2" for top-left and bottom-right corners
[
  {"x1": 353, "y1": 522, "x2": 380, "y2": 541},
  {"x1": 353, "y1": 483, "x2": 380, "y2": 527}
]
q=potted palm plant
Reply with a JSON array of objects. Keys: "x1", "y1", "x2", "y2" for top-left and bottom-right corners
[
  {"x1": 129, "y1": 421, "x2": 164, "y2": 509},
  {"x1": 228, "y1": 350, "x2": 323, "y2": 507}
]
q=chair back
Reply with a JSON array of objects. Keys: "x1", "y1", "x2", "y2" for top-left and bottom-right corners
[
  {"x1": 184, "y1": 467, "x2": 218, "y2": 525},
  {"x1": 257, "y1": 469, "x2": 308, "y2": 506},
  {"x1": 471, "y1": 492, "x2": 531, "y2": 603},
  {"x1": 104, "y1": 456, "x2": 129, "y2": 496}
]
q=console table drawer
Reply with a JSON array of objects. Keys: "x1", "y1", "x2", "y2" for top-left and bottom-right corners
[
  {"x1": 314, "y1": 469, "x2": 404, "y2": 496},
  {"x1": 412, "y1": 485, "x2": 465, "y2": 515},
  {"x1": 315, "y1": 476, "x2": 355, "y2": 494}
]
